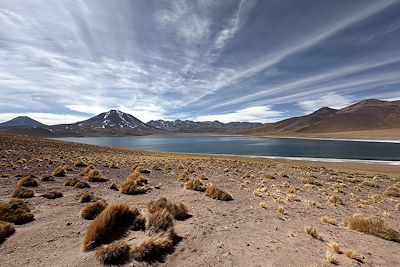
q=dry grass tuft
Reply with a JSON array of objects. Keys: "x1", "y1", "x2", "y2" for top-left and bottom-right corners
[
  {"x1": 277, "y1": 206, "x2": 285, "y2": 215},
  {"x1": 0, "y1": 199, "x2": 34, "y2": 224},
  {"x1": 17, "y1": 176, "x2": 38, "y2": 187},
  {"x1": 184, "y1": 178, "x2": 207, "y2": 192},
  {"x1": 130, "y1": 231, "x2": 175, "y2": 263},
  {"x1": 321, "y1": 216, "x2": 337, "y2": 226},
  {"x1": 384, "y1": 186, "x2": 400, "y2": 198},
  {"x1": 85, "y1": 169, "x2": 108, "y2": 182},
  {"x1": 119, "y1": 178, "x2": 149, "y2": 195},
  {"x1": 146, "y1": 209, "x2": 174, "y2": 234},
  {"x1": 80, "y1": 165, "x2": 95, "y2": 176},
  {"x1": 204, "y1": 185, "x2": 232, "y2": 201},
  {"x1": 325, "y1": 251, "x2": 338, "y2": 265},
  {"x1": 82, "y1": 203, "x2": 145, "y2": 251},
  {"x1": 95, "y1": 240, "x2": 131, "y2": 265},
  {"x1": 327, "y1": 195, "x2": 344, "y2": 206},
  {"x1": 39, "y1": 174, "x2": 54, "y2": 181},
  {"x1": 12, "y1": 186, "x2": 34, "y2": 198},
  {"x1": 305, "y1": 226, "x2": 323, "y2": 241},
  {"x1": 345, "y1": 214, "x2": 400, "y2": 242},
  {"x1": 301, "y1": 178, "x2": 323, "y2": 186},
  {"x1": 147, "y1": 198, "x2": 189, "y2": 220},
  {"x1": 259, "y1": 202, "x2": 267, "y2": 209},
  {"x1": 328, "y1": 242, "x2": 341, "y2": 254},
  {"x1": 52, "y1": 166, "x2": 66, "y2": 177},
  {"x1": 108, "y1": 182, "x2": 118, "y2": 191},
  {"x1": 41, "y1": 191, "x2": 63, "y2": 199},
  {"x1": 369, "y1": 194, "x2": 382, "y2": 202},
  {"x1": 64, "y1": 178, "x2": 90, "y2": 188},
  {"x1": 79, "y1": 192, "x2": 94, "y2": 203},
  {"x1": 0, "y1": 221, "x2": 15, "y2": 244},
  {"x1": 74, "y1": 160, "x2": 87, "y2": 167},
  {"x1": 345, "y1": 249, "x2": 363, "y2": 262},
  {"x1": 177, "y1": 170, "x2": 189, "y2": 182},
  {"x1": 80, "y1": 201, "x2": 107, "y2": 220}
]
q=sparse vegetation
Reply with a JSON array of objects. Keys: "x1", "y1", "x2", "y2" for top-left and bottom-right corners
[
  {"x1": 384, "y1": 186, "x2": 400, "y2": 197},
  {"x1": 64, "y1": 178, "x2": 90, "y2": 188},
  {"x1": 74, "y1": 160, "x2": 87, "y2": 167},
  {"x1": 80, "y1": 201, "x2": 107, "y2": 220},
  {"x1": 119, "y1": 178, "x2": 149, "y2": 195},
  {"x1": 108, "y1": 182, "x2": 118, "y2": 191},
  {"x1": 147, "y1": 208, "x2": 174, "y2": 234},
  {"x1": 79, "y1": 192, "x2": 94, "y2": 203},
  {"x1": 147, "y1": 198, "x2": 189, "y2": 220},
  {"x1": 85, "y1": 169, "x2": 108, "y2": 182},
  {"x1": 0, "y1": 221, "x2": 15, "y2": 244},
  {"x1": 328, "y1": 242, "x2": 341, "y2": 254},
  {"x1": 39, "y1": 174, "x2": 54, "y2": 181},
  {"x1": 0, "y1": 199, "x2": 34, "y2": 224},
  {"x1": 130, "y1": 231, "x2": 175, "y2": 263},
  {"x1": 327, "y1": 195, "x2": 344, "y2": 206},
  {"x1": 321, "y1": 216, "x2": 337, "y2": 225},
  {"x1": 184, "y1": 178, "x2": 207, "y2": 192},
  {"x1": 52, "y1": 166, "x2": 66, "y2": 177},
  {"x1": 345, "y1": 249, "x2": 363, "y2": 262},
  {"x1": 305, "y1": 226, "x2": 323, "y2": 241},
  {"x1": 82, "y1": 203, "x2": 145, "y2": 251},
  {"x1": 325, "y1": 251, "x2": 338, "y2": 265},
  {"x1": 12, "y1": 186, "x2": 35, "y2": 198},
  {"x1": 95, "y1": 240, "x2": 131, "y2": 265},
  {"x1": 345, "y1": 214, "x2": 400, "y2": 242},
  {"x1": 17, "y1": 176, "x2": 38, "y2": 187},
  {"x1": 204, "y1": 185, "x2": 232, "y2": 201}
]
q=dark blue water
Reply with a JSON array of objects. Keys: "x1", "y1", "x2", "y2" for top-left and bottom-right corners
[{"x1": 54, "y1": 135, "x2": 400, "y2": 162}]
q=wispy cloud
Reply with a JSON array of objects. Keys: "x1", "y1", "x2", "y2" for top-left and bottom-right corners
[
  {"x1": 0, "y1": 0, "x2": 399, "y2": 124},
  {"x1": 298, "y1": 93, "x2": 351, "y2": 113}
]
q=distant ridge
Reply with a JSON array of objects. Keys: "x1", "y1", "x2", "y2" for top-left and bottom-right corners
[
  {"x1": 247, "y1": 99, "x2": 400, "y2": 134},
  {"x1": 0, "y1": 116, "x2": 46, "y2": 128}
]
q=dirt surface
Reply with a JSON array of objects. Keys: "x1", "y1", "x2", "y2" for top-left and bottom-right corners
[{"x1": 0, "y1": 134, "x2": 399, "y2": 267}]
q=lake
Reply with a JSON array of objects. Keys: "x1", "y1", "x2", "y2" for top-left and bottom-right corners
[{"x1": 53, "y1": 135, "x2": 400, "y2": 163}]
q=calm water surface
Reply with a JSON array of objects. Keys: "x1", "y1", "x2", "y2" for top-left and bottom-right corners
[{"x1": 53, "y1": 135, "x2": 400, "y2": 162}]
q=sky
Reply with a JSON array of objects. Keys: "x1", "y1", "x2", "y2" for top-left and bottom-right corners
[{"x1": 0, "y1": 0, "x2": 400, "y2": 125}]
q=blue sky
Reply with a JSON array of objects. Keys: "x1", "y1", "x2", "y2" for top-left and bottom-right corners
[{"x1": 0, "y1": 0, "x2": 400, "y2": 125}]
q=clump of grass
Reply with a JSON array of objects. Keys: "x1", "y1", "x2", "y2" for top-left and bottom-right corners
[
  {"x1": 259, "y1": 202, "x2": 267, "y2": 209},
  {"x1": 184, "y1": 178, "x2": 207, "y2": 192},
  {"x1": 85, "y1": 169, "x2": 108, "y2": 182},
  {"x1": 360, "y1": 180, "x2": 379, "y2": 188},
  {"x1": 108, "y1": 182, "x2": 118, "y2": 191},
  {"x1": 325, "y1": 251, "x2": 338, "y2": 265},
  {"x1": 52, "y1": 166, "x2": 66, "y2": 177},
  {"x1": 277, "y1": 206, "x2": 285, "y2": 215},
  {"x1": 307, "y1": 200, "x2": 323, "y2": 209},
  {"x1": 0, "y1": 199, "x2": 34, "y2": 224},
  {"x1": 301, "y1": 178, "x2": 322, "y2": 186},
  {"x1": 370, "y1": 194, "x2": 382, "y2": 202},
  {"x1": 204, "y1": 185, "x2": 232, "y2": 201},
  {"x1": 64, "y1": 178, "x2": 90, "y2": 188},
  {"x1": 79, "y1": 192, "x2": 94, "y2": 203},
  {"x1": 345, "y1": 249, "x2": 363, "y2": 262},
  {"x1": 95, "y1": 240, "x2": 131, "y2": 265},
  {"x1": 304, "y1": 226, "x2": 323, "y2": 241},
  {"x1": 74, "y1": 160, "x2": 87, "y2": 167},
  {"x1": 328, "y1": 242, "x2": 341, "y2": 254},
  {"x1": 39, "y1": 175, "x2": 54, "y2": 181},
  {"x1": 321, "y1": 216, "x2": 337, "y2": 226},
  {"x1": 82, "y1": 203, "x2": 145, "y2": 251},
  {"x1": 328, "y1": 195, "x2": 344, "y2": 206},
  {"x1": 286, "y1": 193, "x2": 300, "y2": 202},
  {"x1": 384, "y1": 186, "x2": 400, "y2": 198},
  {"x1": 177, "y1": 170, "x2": 189, "y2": 182},
  {"x1": 344, "y1": 214, "x2": 400, "y2": 242},
  {"x1": 130, "y1": 231, "x2": 175, "y2": 263},
  {"x1": 0, "y1": 221, "x2": 15, "y2": 244},
  {"x1": 147, "y1": 208, "x2": 174, "y2": 235},
  {"x1": 17, "y1": 176, "x2": 38, "y2": 187},
  {"x1": 11, "y1": 186, "x2": 34, "y2": 198},
  {"x1": 147, "y1": 198, "x2": 189, "y2": 220},
  {"x1": 119, "y1": 177, "x2": 149, "y2": 195},
  {"x1": 41, "y1": 191, "x2": 63, "y2": 199},
  {"x1": 80, "y1": 165, "x2": 95, "y2": 176},
  {"x1": 80, "y1": 201, "x2": 107, "y2": 220}
]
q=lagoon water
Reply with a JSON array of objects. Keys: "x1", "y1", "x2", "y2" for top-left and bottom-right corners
[{"x1": 54, "y1": 135, "x2": 400, "y2": 162}]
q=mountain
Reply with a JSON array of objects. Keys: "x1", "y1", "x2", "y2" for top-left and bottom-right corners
[
  {"x1": 0, "y1": 116, "x2": 46, "y2": 127},
  {"x1": 52, "y1": 110, "x2": 161, "y2": 136},
  {"x1": 247, "y1": 99, "x2": 400, "y2": 135},
  {"x1": 147, "y1": 119, "x2": 263, "y2": 132}
]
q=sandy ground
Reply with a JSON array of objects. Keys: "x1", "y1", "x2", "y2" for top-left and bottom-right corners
[{"x1": 0, "y1": 134, "x2": 399, "y2": 267}]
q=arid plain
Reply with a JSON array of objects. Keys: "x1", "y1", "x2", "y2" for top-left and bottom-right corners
[{"x1": 0, "y1": 134, "x2": 399, "y2": 267}]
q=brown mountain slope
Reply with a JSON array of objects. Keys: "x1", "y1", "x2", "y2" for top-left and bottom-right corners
[{"x1": 249, "y1": 99, "x2": 400, "y2": 134}]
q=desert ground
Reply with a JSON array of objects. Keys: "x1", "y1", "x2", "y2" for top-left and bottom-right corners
[{"x1": 0, "y1": 134, "x2": 399, "y2": 267}]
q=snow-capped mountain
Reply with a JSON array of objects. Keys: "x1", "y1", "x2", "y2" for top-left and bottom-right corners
[
  {"x1": 0, "y1": 116, "x2": 46, "y2": 128},
  {"x1": 147, "y1": 119, "x2": 263, "y2": 132},
  {"x1": 73, "y1": 110, "x2": 152, "y2": 130}
]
